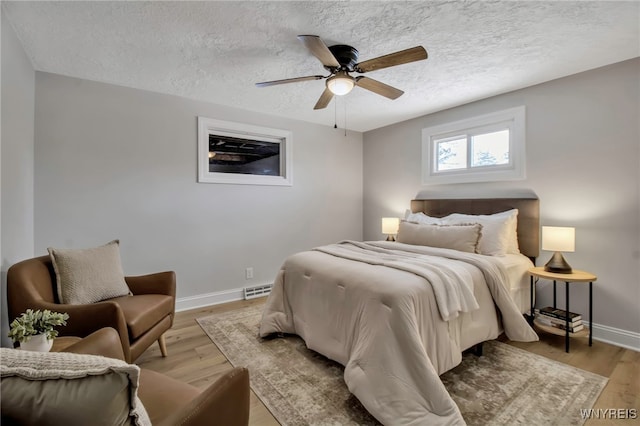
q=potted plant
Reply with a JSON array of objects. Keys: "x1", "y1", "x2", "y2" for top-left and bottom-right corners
[{"x1": 8, "y1": 309, "x2": 69, "y2": 352}]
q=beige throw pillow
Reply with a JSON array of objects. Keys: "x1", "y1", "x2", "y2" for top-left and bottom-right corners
[
  {"x1": 48, "y1": 240, "x2": 130, "y2": 304},
  {"x1": 0, "y1": 348, "x2": 151, "y2": 426},
  {"x1": 397, "y1": 221, "x2": 483, "y2": 253}
]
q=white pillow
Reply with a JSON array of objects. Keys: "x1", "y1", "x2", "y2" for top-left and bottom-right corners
[
  {"x1": 443, "y1": 209, "x2": 519, "y2": 256},
  {"x1": 403, "y1": 209, "x2": 445, "y2": 225},
  {"x1": 492, "y1": 209, "x2": 519, "y2": 253},
  {"x1": 397, "y1": 221, "x2": 482, "y2": 253}
]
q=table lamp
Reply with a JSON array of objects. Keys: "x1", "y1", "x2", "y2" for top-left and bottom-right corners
[
  {"x1": 542, "y1": 226, "x2": 575, "y2": 273},
  {"x1": 382, "y1": 217, "x2": 400, "y2": 241}
]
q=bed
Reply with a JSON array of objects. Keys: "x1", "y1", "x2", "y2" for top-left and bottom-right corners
[
  {"x1": 410, "y1": 197, "x2": 540, "y2": 315},
  {"x1": 259, "y1": 197, "x2": 540, "y2": 425}
]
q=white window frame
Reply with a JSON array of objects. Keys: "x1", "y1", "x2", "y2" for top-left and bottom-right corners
[
  {"x1": 422, "y1": 106, "x2": 526, "y2": 185},
  {"x1": 198, "y1": 117, "x2": 293, "y2": 186}
]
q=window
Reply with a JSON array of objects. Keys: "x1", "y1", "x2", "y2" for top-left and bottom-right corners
[
  {"x1": 422, "y1": 106, "x2": 525, "y2": 185},
  {"x1": 198, "y1": 117, "x2": 293, "y2": 186}
]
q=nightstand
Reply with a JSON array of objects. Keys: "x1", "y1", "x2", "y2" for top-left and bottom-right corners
[{"x1": 528, "y1": 266, "x2": 597, "y2": 353}]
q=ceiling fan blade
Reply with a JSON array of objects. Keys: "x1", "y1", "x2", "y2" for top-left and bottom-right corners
[
  {"x1": 355, "y1": 76, "x2": 404, "y2": 100},
  {"x1": 255, "y1": 75, "x2": 325, "y2": 87},
  {"x1": 313, "y1": 88, "x2": 334, "y2": 110},
  {"x1": 354, "y1": 46, "x2": 428, "y2": 73},
  {"x1": 297, "y1": 35, "x2": 340, "y2": 68}
]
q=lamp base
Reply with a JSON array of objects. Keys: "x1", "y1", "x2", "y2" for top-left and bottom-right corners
[
  {"x1": 386, "y1": 235, "x2": 396, "y2": 242},
  {"x1": 544, "y1": 251, "x2": 572, "y2": 274}
]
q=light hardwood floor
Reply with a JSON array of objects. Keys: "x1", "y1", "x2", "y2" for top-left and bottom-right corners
[{"x1": 136, "y1": 297, "x2": 639, "y2": 426}]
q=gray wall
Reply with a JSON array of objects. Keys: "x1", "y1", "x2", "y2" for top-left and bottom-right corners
[
  {"x1": 1, "y1": 12, "x2": 36, "y2": 347},
  {"x1": 34, "y1": 72, "x2": 363, "y2": 303},
  {"x1": 363, "y1": 59, "x2": 640, "y2": 336}
]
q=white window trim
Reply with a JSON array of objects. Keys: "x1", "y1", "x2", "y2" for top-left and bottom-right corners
[
  {"x1": 198, "y1": 117, "x2": 293, "y2": 186},
  {"x1": 422, "y1": 106, "x2": 526, "y2": 185}
]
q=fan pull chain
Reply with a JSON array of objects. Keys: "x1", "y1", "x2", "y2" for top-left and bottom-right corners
[
  {"x1": 344, "y1": 99, "x2": 347, "y2": 137},
  {"x1": 332, "y1": 97, "x2": 347, "y2": 136}
]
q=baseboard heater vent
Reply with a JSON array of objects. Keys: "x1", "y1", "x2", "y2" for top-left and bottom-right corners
[{"x1": 244, "y1": 283, "x2": 273, "y2": 300}]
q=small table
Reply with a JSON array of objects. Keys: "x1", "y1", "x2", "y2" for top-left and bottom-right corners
[{"x1": 528, "y1": 266, "x2": 596, "y2": 353}]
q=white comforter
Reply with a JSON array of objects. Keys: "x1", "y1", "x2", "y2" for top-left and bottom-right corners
[{"x1": 259, "y1": 241, "x2": 538, "y2": 425}]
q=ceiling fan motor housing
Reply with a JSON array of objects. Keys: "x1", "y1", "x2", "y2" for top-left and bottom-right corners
[{"x1": 328, "y1": 45, "x2": 359, "y2": 70}]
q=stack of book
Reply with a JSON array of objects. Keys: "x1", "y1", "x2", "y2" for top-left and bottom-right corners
[{"x1": 534, "y1": 306, "x2": 584, "y2": 333}]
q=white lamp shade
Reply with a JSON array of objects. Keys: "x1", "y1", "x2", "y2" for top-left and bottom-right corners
[
  {"x1": 382, "y1": 217, "x2": 400, "y2": 235},
  {"x1": 326, "y1": 75, "x2": 355, "y2": 96},
  {"x1": 542, "y1": 226, "x2": 575, "y2": 252}
]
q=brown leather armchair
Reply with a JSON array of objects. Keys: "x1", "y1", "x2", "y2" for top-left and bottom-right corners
[
  {"x1": 64, "y1": 328, "x2": 250, "y2": 426},
  {"x1": 7, "y1": 255, "x2": 176, "y2": 363}
]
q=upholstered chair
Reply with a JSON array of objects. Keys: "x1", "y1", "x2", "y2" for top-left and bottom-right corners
[
  {"x1": 1, "y1": 328, "x2": 250, "y2": 426},
  {"x1": 7, "y1": 254, "x2": 176, "y2": 363}
]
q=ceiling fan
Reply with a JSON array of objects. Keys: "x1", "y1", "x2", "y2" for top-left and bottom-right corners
[{"x1": 256, "y1": 35, "x2": 428, "y2": 110}]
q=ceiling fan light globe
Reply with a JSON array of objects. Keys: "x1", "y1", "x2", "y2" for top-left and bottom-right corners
[{"x1": 326, "y1": 75, "x2": 355, "y2": 96}]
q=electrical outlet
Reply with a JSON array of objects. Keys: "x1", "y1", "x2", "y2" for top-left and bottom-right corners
[{"x1": 245, "y1": 267, "x2": 254, "y2": 280}]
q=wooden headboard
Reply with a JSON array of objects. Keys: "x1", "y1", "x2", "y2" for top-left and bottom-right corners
[{"x1": 410, "y1": 197, "x2": 540, "y2": 261}]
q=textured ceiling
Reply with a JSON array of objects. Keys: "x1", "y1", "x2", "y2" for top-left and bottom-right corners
[{"x1": 3, "y1": 1, "x2": 639, "y2": 132}]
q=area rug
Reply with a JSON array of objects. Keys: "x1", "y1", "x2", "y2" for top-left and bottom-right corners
[{"x1": 197, "y1": 303, "x2": 607, "y2": 426}]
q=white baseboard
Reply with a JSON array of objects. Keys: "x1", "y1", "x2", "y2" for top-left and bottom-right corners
[
  {"x1": 175, "y1": 282, "x2": 273, "y2": 312},
  {"x1": 176, "y1": 288, "x2": 640, "y2": 352},
  {"x1": 592, "y1": 323, "x2": 640, "y2": 352},
  {"x1": 175, "y1": 287, "x2": 244, "y2": 312}
]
